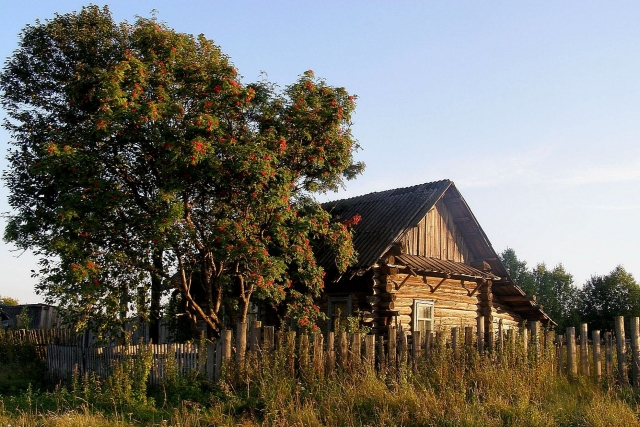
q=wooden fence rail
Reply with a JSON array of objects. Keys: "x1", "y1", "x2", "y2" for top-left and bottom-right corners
[{"x1": 4, "y1": 316, "x2": 640, "y2": 388}]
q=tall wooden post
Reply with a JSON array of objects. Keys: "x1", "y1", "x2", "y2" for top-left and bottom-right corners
[
  {"x1": 464, "y1": 326, "x2": 473, "y2": 348},
  {"x1": 566, "y1": 327, "x2": 577, "y2": 379},
  {"x1": 477, "y1": 316, "x2": 485, "y2": 355},
  {"x1": 263, "y1": 326, "x2": 275, "y2": 352},
  {"x1": 412, "y1": 330, "x2": 422, "y2": 366},
  {"x1": 249, "y1": 321, "x2": 261, "y2": 353},
  {"x1": 592, "y1": 330, "x2": 601, "y2": 382},
  {"x1": 298, "y1": 334, "x2": 309, "y2": 371},
  {"x1": 556, "y1": 334, "x2": 564, "y2": 375},
  {"x1": 313, "y1": 333, "x2": 324, "y2": 375},
  {"x1": 520, "y1": 323, "x2": 528, "y2": 356},
  {"x1": 326, "y1": 331, "x2": 335, "y2": 375},
  {"x1": 497, "y1": 320, "x2": 504, "y2": 355},
  {"x1": 605, "y1": 332, "x2": 613, "y2": 381},
  {"x1": 451, "y1": 327, "x2": 459, "y2": 359},
  {"x1": 388, "y1": 328, "x2": 397, "y2": 369},
  {"x1": 531, "y1": 321, "x2": 540, "y2": 360},
  {"x1": 377, "y1": 334, "x2": 386, "y2": 371},
  {"x1": 615, "y1": 316, "x2": 628, "y2": 385},
  {"x1": 580, "y1": 323, "x2": 589, "y2": 376},
  {"x1": 630, "y1": 317, "x2": 640, "y2": 387},
  {"x1": 235, "y1": 322, "x2": 247, "y2": 366}
]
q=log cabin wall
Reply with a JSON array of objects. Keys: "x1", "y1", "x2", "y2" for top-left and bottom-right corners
[
  {"x1": 370, "y1": 269, "x2": 524, "y2": 335},
  {"x1": 403, "y1": 200, "x2": 471, "y2": 263},
  {"x1": 491, "y1": 297, "x2": 524, "y2": 329}
]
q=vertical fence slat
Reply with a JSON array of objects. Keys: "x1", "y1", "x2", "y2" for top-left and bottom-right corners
[
  {"x1": 630, "y1": 317, "x2": 640, "y2": 387},
  {"x1": 567, "y1": 327, "x2": 577, "y2": 379},
  {"x1": 615, "y1": 316, "x2": 628, "y2": 385},
  {"x1": 592, "y1": 330, "x2": 601, "y2": 382},
  {"x1": 580, "y1": 323, "x2": 589, "y2": 376}
]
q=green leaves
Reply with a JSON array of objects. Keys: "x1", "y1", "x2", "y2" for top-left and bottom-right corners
[{"x1": 2, "y1": 6, "x2": 363, "y2": 336}]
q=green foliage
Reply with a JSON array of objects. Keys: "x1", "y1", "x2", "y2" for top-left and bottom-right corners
[
  {"x1": 1, "y1": 6, "x2": 363, "y2": 337},
  {"x1": 531, "y1": 263, "x2": 581, "y2": 332},
  {"x1": 16, "y1": 307, "x2": 32, "y2": 330},
  {"x1": 500, "y1": 248, "x2": 536, "y2": 295},
  {"x1": 580, "y1": 266, "x2": 640, "y2": 331},
  {"x1": 0, "y1": 295, "x2": 19, "y2": 306},
  {"x1": 0, "y1": 341, "x2": 46, "y2": 392},
  {"x1": 500, "y1": 249, "x2": 581, "y2": 331}
]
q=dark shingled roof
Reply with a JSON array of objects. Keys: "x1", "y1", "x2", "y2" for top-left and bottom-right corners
[{"x1": 321, "y1": 180, "x2": 451, "y2": 269}]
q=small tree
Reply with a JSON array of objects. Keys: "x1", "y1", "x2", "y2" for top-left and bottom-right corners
[
  {"x1": 2, "y1": 6, "x2": 363, "y2": 338},
  {"x1": 0, "y1": 295, "x2": 19, "y2": 306}
]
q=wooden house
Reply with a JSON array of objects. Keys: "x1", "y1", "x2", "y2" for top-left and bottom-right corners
[{"x1": 318, "y1": 180, "x2": 552, "y2": 336}]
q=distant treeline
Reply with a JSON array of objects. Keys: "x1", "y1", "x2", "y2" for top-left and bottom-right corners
[{"x1": 500, "y1": 248, "x2": 639, "y2": 332}]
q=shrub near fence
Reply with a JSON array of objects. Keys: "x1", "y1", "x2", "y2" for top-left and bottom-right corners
[{"x1": 5, "y1": 316, "x2": 640, "y2": 388}]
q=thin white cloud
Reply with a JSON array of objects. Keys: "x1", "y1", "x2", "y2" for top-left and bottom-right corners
[
  {"x1": 587, "y1": 204, "x2": 640, "y2": 211},
  {"x1": 562, "y1": 163, "x2": 640, "y2": 186}
]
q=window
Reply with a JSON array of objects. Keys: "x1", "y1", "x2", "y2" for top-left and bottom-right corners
[
  {"x1": 328, "y1": 296, "x2": 351, "y2": 332},
  {"x1": 413, "y1": 299, "x2": 434, "y2": 334}
]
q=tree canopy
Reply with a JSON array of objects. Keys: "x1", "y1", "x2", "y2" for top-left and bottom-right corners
[
  {"x1": 580, "y1": 266, "x2": 640, "y2": 331},
  {"x1": 1, "y1": 6, "x2": 364, "y2": 338}
]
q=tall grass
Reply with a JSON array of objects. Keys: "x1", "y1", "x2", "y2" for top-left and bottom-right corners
[{"x1": 1, "y1": 337, "x2": 639, "y2": 426}]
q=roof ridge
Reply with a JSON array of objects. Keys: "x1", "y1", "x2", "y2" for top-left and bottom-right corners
[{"x1": 323, "y1": 179, "x2": 452, "y2": 205}]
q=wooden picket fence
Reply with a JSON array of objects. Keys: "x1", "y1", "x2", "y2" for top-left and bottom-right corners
[{"x1": 5, "y1": 315, "x2": 640, "y2": 387}]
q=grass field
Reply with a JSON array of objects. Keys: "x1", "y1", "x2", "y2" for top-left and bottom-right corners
[{"x1": 1, "y1": 340, "x2": 640, "y2": 426}]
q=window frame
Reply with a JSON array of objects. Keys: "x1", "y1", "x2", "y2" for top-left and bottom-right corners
[{"x1": 412, "y1": 299, "x2": 435, "y2": 334}]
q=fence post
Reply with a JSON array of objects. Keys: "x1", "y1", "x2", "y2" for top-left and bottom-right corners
[
  {"x1": 364, "y1": 334, "x2": 375, "y2": 367},
  {"x1": 350, "y1": 333, "x2": 362, "y2": 367},
  {"x1": 464, "y1": 326, "x2": 473, "y2": 349},
  {"x1": 377, "y1": 334, "x2": 386, "y2": 371},
  {"x1": 235, "y1": 322, "x2": 247, "y2": 366},
  {"x1": 630, "y1": 317, "x2": 640, "y2": 387},
  {"x1": 249, "y1": 321, "x2": 261, "y2": 353},
  {"x1": 531, "y1": 321, "x2": 540, "y2": 360},
  {"x1": 451, "y1": 327, "x2": 459, "y2": 359},
  {"x1": 497, "y1": 320, "x2": 504, "y2": 355},
  {"x1": 388, "y1": 328, "x2": 397, "y2": 370},
  {"x1": 615, "y1": 316, "x2": 628, "y2": 385},
  {"x1": 326, "y1": 331, "x2": 335, "y2": 375},
  {"x1": 286, "y1": 331, "x2": 297, "y2": 376},
  {"x1": 592, "y1": 330, "x2": 601, "y2": 382},
  {"x1": 556, "y1": 334, "x2": 564, "y2": 375},
  {"x1": 338, "y1": 331, "x2": 348, "y2": 369},
  {"x1": 412, "y1": 330, "x2": 422, "y2": 367},
  {"x1": 477, "y1": 316, "x2": 485, "y2": 355},
  {"x1": 263, "y1": 326, "x2": 275, "y2": 352},
  {"x1": 299, "y1": 334, "x2": 309, "y2": 371},
  {"x1": 580, "y1": 323, "x2": 589, "y2": 376},
  {"x1": 425, "y1": 331, "x2": 433, "y2": 362},
  {"x1": 399, "y1": 331, "x2": 408, "y2": 366},
  {"x1": 567, "y1": 327, "x2": 577, "y2": 379},
  {"x1": 313, "y1": 333, "x2": 324, "y2": 376},
  {"x1": 605, "y1": 332, "x2": 613, "y2": 381},
  {"x1": 520, "y1": 323, "x2": 528, "y2": 357}
]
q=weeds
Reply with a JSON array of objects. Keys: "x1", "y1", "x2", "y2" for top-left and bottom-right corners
[{"x1": 1, "y1": 336, "x2": 640, "y2": 426}]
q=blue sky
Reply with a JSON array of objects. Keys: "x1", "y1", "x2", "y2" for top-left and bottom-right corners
[{"x1": 1, "y1": 1, "x2": 639, "y2": 303}]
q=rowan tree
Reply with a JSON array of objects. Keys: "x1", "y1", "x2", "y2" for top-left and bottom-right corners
[{"x1": 1, "y1": 6, "x2": 363, "y2": 338}]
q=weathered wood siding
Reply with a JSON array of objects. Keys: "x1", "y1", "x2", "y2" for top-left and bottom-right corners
[
  {"x1": 403, "y1": 200, "x2": 471, "y2": 262},
  {"x1": 392, "y1": 275, "x2": 480, "y2": 330},
  {"x1": 491, "y1": 297, "x2": 524, "y2": 329}
]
